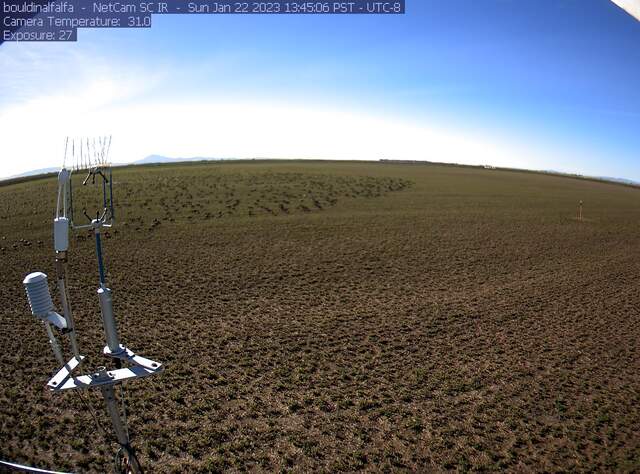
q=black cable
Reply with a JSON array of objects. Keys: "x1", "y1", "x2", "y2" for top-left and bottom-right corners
[
  {"x1": 76, "y1": 390, "x2": 135, "y2": 474},
  {"x1": 57, "y1": 333, "x2": 111, "y2": 444},
  {"x1": 119, "y1": 384, "x2": 130, "y2": 439},
  {"x1": 53, "y1": 335, "x2": 105, "y2": 444},
  {"x1": 113, "y1": 443, "x2": 143, "y2": 474},
  {"x1": 73, "y1": 389, "x2": 113, "y2": 443},
  {"x1": 126, "y1": 444, "x2": 144, "y2": 474},
  {"x1": 114, "y1": 446, "x2": 126, "y2": 474}
]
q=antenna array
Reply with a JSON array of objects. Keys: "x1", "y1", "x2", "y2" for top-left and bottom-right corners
[{"x1": 63, "y1": 135, "x2": 113, "y2": 171}]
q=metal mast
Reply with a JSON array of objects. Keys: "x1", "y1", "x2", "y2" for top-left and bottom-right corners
[{"x1": 23, "y1": 137, "x2": 163, "y2": 474}]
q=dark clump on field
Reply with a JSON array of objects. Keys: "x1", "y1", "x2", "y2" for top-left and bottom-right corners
[
  {"x1": 1, "y1": 161, "x2": 640, "y2": 472},
  {"x1": 111, "y1": 171, "x2": 410, "y2": 226}
]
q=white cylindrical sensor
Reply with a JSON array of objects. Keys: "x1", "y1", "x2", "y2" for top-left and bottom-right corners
[
  {"x1": 98, "y1": 287, "x2": 122, "y2": 353},
  {"x1": 54, "y1": 217, "x2": 69, "y2": 252},
  {"x1": 23, "y1": 272, "x2": 54, "y2": 317}
]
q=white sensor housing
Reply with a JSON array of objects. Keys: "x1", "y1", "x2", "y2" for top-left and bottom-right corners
[
  {"x1": 54, "y1": 217, "x2": 69, "y2": 252},
  {"x1": 23, "y1": 272, "x2": 54, "y2": 316},
  {"x1": 23, "y1": 272, "x2": 67, "y2": 329}
]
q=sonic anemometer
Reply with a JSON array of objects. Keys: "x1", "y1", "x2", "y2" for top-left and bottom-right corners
[{"x1": 21, "y1": 137, "x2": 163, "y2": 474}]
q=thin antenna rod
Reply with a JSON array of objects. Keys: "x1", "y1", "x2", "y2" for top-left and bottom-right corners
[
  {"x1": 102, "y1": 136, "x2": 108, "y2": 165},
  {"x1": 98, "y1": 136, "x2": 104, "y2": 166},
  {"x1": 106, "y1": 136, "x2": 112, "y2": 166},
  {"x1": 63, "y1": 137, "x2": 69, "y2": 169}
]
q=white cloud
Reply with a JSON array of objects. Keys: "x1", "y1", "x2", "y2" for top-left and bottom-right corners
[
  {"x1": 0, "y1": 41, "x2": 165, "y2": 176},
  {"x1": 119, "y1": 99, "x2": 539, "y2": 168},
  {"x1": 0, "y1": 74, "x2": 150, "y2": 175},
  {"x1": 0, "y1": 44, "x2": 577, "y2": 179},
  {"x1": 0, "y1": 82, "x2": 547, "y2": 178}
]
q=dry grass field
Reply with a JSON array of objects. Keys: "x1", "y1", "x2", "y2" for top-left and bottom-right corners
[{"x1": 1, "y1": 160, "x2": 640, "y2": 472}]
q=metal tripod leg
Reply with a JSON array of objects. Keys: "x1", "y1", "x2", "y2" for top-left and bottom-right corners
[
  {"x1": 100, "y1": 382, "x2": 142, "y2": 474},
  {"x1": 44, "y1": 322, "x2": 65, "y2": 366},
  {"x1": 56, "y1": 254, "x2": 81, "y2": 360}
]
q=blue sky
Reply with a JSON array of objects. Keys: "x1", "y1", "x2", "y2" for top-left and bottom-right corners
[{"x1": 1, "y1": 0, "x2": 639, "y2": 179}]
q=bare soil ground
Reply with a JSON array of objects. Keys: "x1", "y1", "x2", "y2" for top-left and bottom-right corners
[{"x1": 1, "y1": 160, "x2": 640, "y2": 472}]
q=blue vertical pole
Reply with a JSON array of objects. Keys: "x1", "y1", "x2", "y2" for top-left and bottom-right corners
[
  {"x1": 102, "y1": 173, "x2": 107, "y2": 209},
  {"x1": 109, "y1": 168, "x2": 115, "y2": 220},
  {"x1": 69, "y1": 175, "x2": 74, "y2": 223},
  {"x1": 95, "y1": 231, "x2": 106, "y2": 286}
]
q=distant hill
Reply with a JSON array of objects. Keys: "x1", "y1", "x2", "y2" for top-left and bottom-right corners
[
  {"x1": 597, "y1": 176, "x2": 639, "y2": 186},
  {"x1": 133, "y1": 155, "x2": 226, "y2": 165},
  {"x1": 542, "y1": 169, "x2": 639, "y2": 187},
  {"x1": 0, "y1": 156, "x2": 225, "y2": 181},
  {"x1": 2, "y1": 158, "x2": 639, "y2": 187},
  {"x1": 7, "y1": 167, "x2": 59, "y2": 179}
]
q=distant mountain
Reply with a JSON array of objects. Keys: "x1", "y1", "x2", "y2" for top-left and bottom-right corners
[
  {"x1": 3, "y1": 159, "x2": 639, "y2": 187},
  {"x1": 5, "y1": 167, "x2": 59, "y2": 179},
  {"x1": 597, "y1": 176, "x2": 639, "y2": 186},
  {"x1": 133, "y1": 155, "x2": 225, "y2": 165},
  {"x1": 0, "y1": 156, "x2": 227, "y2": 181},
  {"x1": 542, "y1": 170, "x2": 639, "y2": 187}
]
